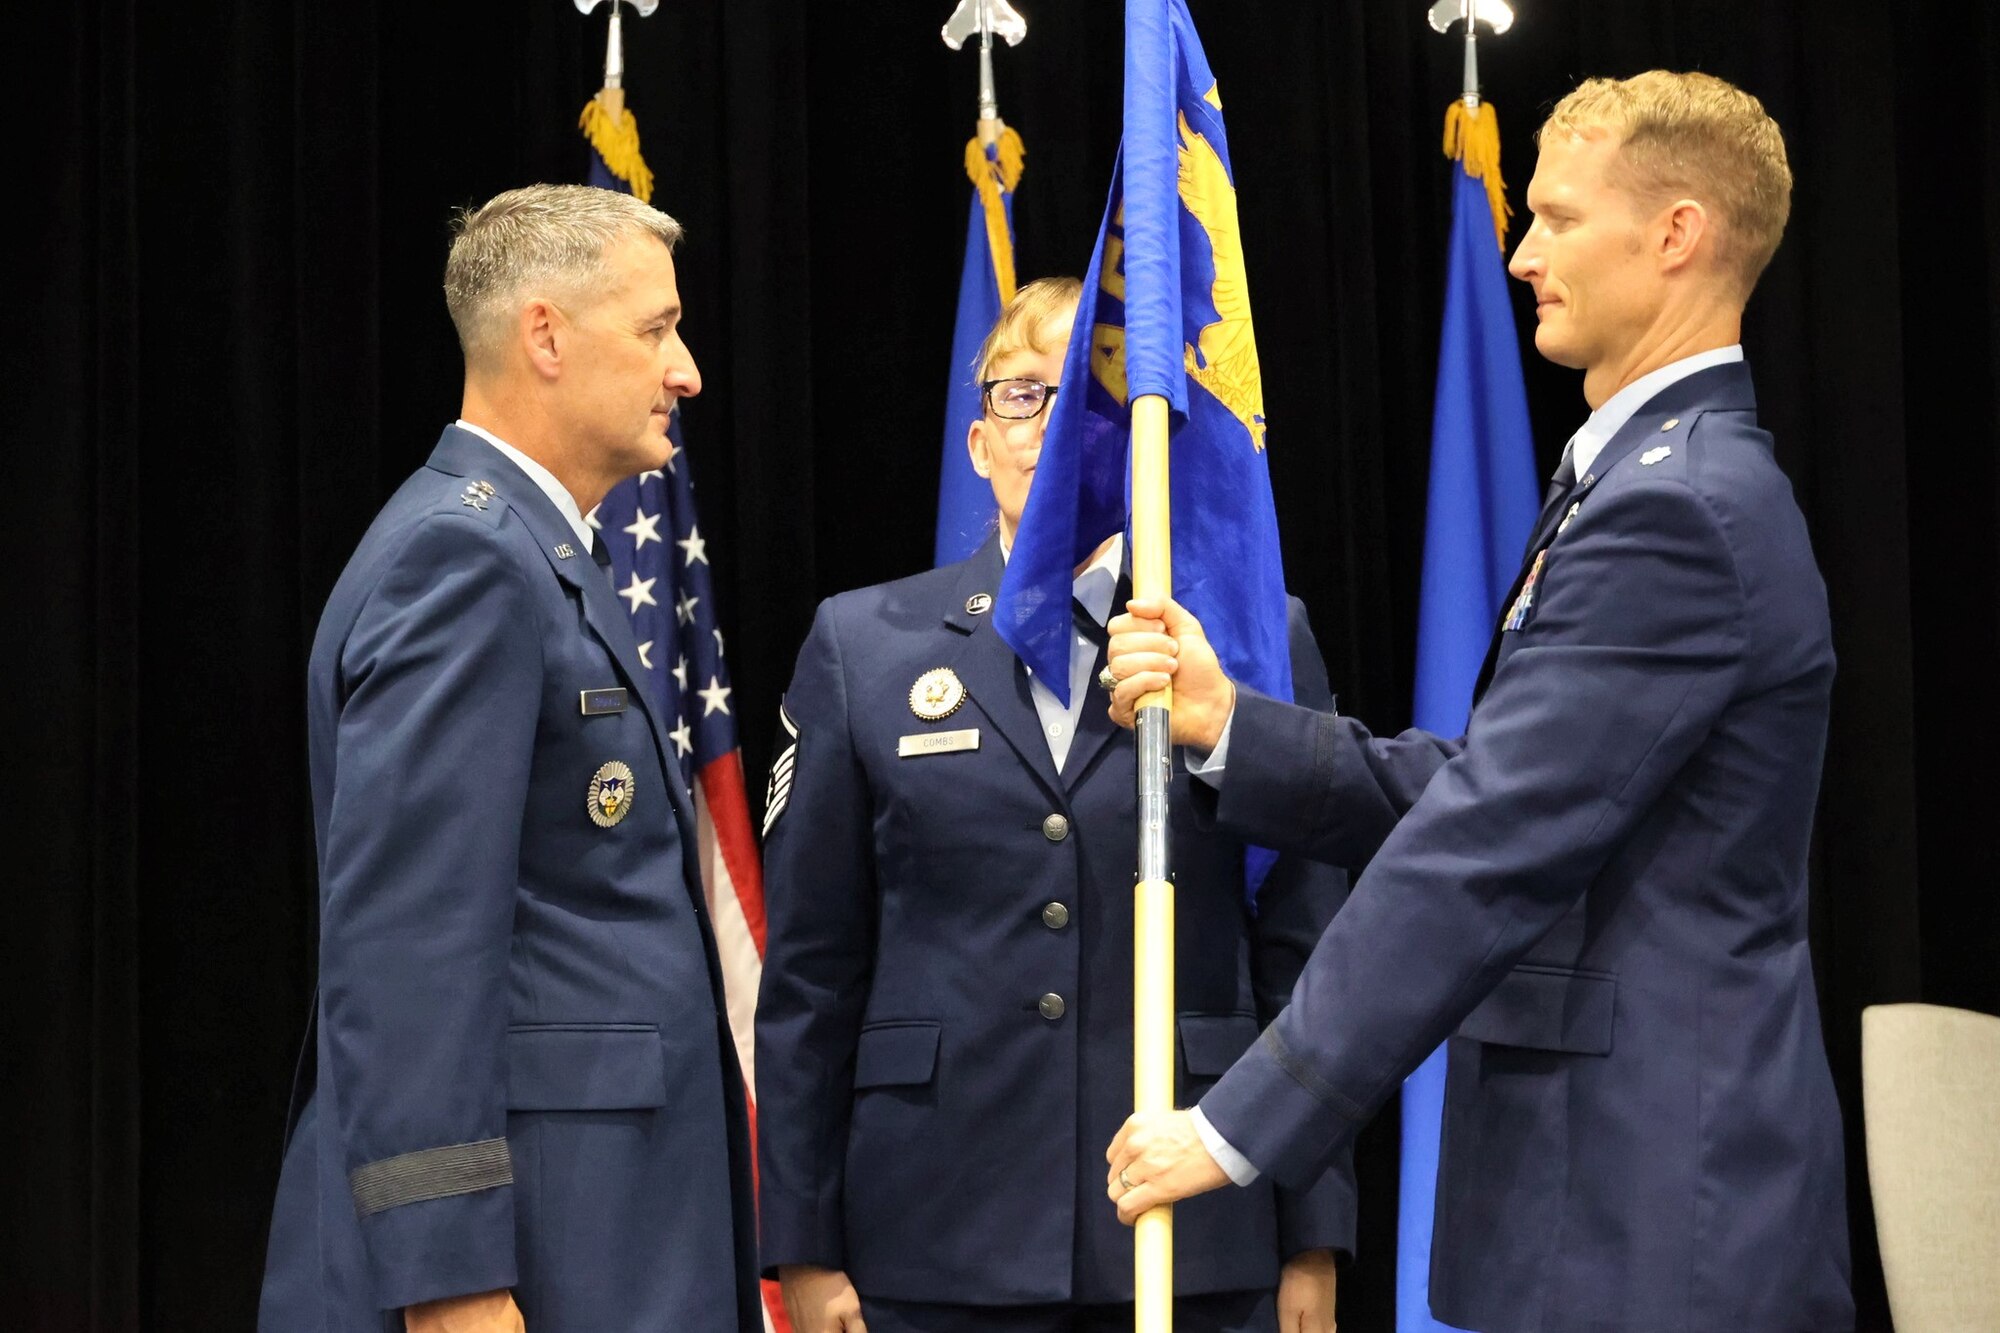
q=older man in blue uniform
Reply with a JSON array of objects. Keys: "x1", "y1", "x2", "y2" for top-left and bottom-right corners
[
  {"x1": 1102, "y1": 73, "x2": 1853, "y2": 1333},
  {"x1": 258, "y1": 185, "x2": 760, "y2": 1333},
  {"x1": 757, "y1": 279, "x2": 1353, "y2": 1333}
]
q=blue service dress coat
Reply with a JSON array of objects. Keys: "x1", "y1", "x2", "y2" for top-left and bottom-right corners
[
  {"x1": 753, "y1": 536, "x2": 1357, "y2": 1309},
  {"x1": 259, "y1": 426, "x2": 761, "y2": 1333},
  {"x1": 1192, "y1": 363, "x2": 1853, "y2": 1333}
]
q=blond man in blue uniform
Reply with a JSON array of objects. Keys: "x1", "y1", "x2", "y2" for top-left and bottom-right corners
[{"x1": 1102, "y1": 73, "x2": 1851, "y2": 1333}]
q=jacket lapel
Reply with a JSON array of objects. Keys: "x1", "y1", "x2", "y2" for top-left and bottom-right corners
[
  {"x1": 1469, "y1": 363, "x2": 1760, "y2": 705},
  {"x1": 942, "y1": 537, "x2": 1068, "y2": 807}
]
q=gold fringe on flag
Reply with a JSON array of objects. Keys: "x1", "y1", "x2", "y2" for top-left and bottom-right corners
[
  {"x1": 581, "y1": 92, "x2": 656, "y2": 204},
  {"x1": 964, "y1": 125, "x2": 1026, "y2": 304},
  {"x1": 1443, "y1": 100, "x2": 1511, "y2": 250}
]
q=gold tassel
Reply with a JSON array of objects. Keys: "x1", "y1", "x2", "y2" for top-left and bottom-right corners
[
  {"x1": 1443, "y1": 100, "x2": 1510, "y2": 250},
  {"x1": 580, "y1": 94, "x2": 655, "y2": 204},
  {"x1": 964, "y1": 125, "x2": 1026, "y2": 304}
]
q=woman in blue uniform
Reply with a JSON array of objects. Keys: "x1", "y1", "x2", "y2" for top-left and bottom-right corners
[{"x1": 755, "y1": 278, "x2": 1354, "y2": 1333}]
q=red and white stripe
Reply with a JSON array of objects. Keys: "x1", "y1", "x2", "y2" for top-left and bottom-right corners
[{"x1": 695, "y1": 750, "x2": 791, "y2": 1333}]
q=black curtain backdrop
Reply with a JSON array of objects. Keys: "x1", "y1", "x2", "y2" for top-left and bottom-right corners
[{"x1": 11, "y1": 1, "x2": 1995, "y2": 1329}]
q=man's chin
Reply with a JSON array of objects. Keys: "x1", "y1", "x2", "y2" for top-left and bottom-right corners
[
  {"x1": 639, "y1": 418, "x2": 675, "y2": 459},
  {"x1": 1533, "y1": 328, "x2": 1586, "y2": 370}
]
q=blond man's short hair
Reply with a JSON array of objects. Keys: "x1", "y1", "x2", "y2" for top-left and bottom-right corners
[
  {"x1": 1540, "y1": 70, "x2": 1792, "y2": 296},
  {"x1": 974, "y1": 276, "x2": 1084, "y2": 382}
]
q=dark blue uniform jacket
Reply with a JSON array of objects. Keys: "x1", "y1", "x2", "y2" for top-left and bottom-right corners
[
  {"x1": 260, "y1": 427, "x2": 760, "y2": 1332},
  {"x1": 755, "y1": 536, "x2": 1357, "y2": 1307},
  {"x1": 1195, "y1": 364, "x2": 1853, "y2": 1333}
]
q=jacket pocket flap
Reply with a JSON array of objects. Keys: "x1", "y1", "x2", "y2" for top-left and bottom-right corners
[
  {"x1": 1456, "y1": 965, "x2": 1615, "y2": 1055},
  {"x1": 853, "y1": 1021, "x2": 940, "y2": 1089},
  {"x1": 1178, "y1": 1012, "x2": 1260, "y2": 1077},
  {"x1": 506, "y1": 1025, "x2": 668, "y2": 1110}
]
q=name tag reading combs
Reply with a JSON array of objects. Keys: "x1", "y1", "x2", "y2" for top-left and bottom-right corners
[
  {"x1": 898, "y1": 728, "x2": 980, "y2": 758},
  {"x1": 580, "y1": 688, "x2": 630, "y2": 716}
]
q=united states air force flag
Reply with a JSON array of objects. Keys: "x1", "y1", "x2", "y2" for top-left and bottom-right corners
[
  {"x1": 936, "y1": 129, "x2": 1025, "y2": 565},
  {"x1": 1401, "y1": 101, "x2": 1538, "y2": 1333},
  {"x1": 995, "y1": 0, "x2": 1290, "y2": 729}
]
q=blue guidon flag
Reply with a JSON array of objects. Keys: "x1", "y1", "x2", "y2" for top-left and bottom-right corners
[
  {"x1": 993, "y1": 0, "x2": 1292, "y2": 890},
  {"x1": 996, "y1": 0, "x2": 1291, "y2": 713}
]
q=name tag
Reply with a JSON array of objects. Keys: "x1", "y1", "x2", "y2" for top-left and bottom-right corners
[
  {"x1": 898, "y1": 728, "x2": 980, "y2": 758},
  {"x1": 579, "y1": 688, "x2": 629, "y2": 716}
]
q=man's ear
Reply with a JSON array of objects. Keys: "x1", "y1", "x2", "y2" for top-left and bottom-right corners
[
  {"x1": 521, "y1": 298, "x2": 563, "y2": 381},
  {"x1": 1656, "y1": 198, "x2": 1711, "y2": 276}
]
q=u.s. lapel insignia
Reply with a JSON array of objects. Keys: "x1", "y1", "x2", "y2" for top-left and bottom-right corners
[
  {"x1": 1557, "y1": 500, "x2": 1582, "y2": 535},
  {"x1": 1641, "y1": 445, "x2": 1672, "y2": 466},
  {"x1": 965, "y1": 593, "x2": 993, "y2": 616},
  {"x1": 909, "y1": 667, "x2": 967, "y2": 721},
  {"x1": 587, "y1": 760, "x2": 636, "y2": 827}
]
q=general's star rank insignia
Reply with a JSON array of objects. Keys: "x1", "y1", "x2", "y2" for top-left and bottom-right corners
[
  {"x1": 587, "y1": 760, "x2": 636, "y2": 828},
  {"x1": 909, "y1": 667, "x2": 967, "y2": 721}
]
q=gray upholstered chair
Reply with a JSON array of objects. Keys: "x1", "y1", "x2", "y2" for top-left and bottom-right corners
[{"x1": 1862, "y1": 1003, "x2": 2000, "y2": 1333}]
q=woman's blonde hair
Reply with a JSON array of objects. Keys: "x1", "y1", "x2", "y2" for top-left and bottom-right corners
[{"x1": 974, "y1": 276, "x2": 1084, "y2": 382}]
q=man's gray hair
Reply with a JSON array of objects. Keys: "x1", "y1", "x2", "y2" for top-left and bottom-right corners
[{"x1": 444, "y1": 183, "x2": 683, "y2": 368}]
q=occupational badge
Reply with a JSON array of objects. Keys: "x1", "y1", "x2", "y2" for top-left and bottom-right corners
[
  {"x1": 1641, "y1": 445, "x2": 1673, "y2": 466},
  {"x1": 909, "y1": 667, "x2": 967, "y2": 721},
  {"x1": 1502, "y1": 549, "x2": 1547, "y2": 632},
  {"x1": 587, "y1": 760, "x2": 636, "y2": 828},
  {"x1": 1557, "y1": 500, "x2": 1582, "y2": 535}
]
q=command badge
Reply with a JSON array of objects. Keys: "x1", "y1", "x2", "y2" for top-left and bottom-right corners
[
  {"x1": 909, "y1": 667, "x2": 967, "y2": 721},
  {"x1": 588, "y1": 760, "x2": 636, "y2": 828}
]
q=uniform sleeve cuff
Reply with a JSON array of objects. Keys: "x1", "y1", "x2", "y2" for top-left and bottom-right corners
[
  {"x1": 1189, "y1": 1104, "x2": 1259, "y2": 1186},
  {"x1": 1185, "y1": 707, "x2": 1235, "y2": 787}
]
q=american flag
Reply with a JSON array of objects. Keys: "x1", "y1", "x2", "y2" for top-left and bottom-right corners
[{"x1": 591, "y1": 417, "x2": 785, "y2": 1331}]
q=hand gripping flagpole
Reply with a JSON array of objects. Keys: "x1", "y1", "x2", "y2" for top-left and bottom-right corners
[{"x1": 1129, "y1": 392, "x2": 1176, "y2": 1333}]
